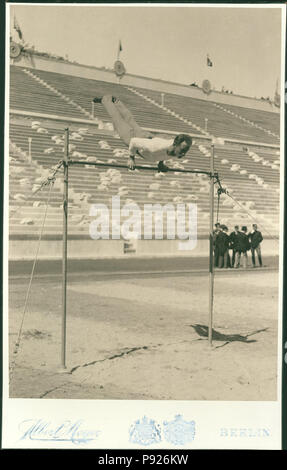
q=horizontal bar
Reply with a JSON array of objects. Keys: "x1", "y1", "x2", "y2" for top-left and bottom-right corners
[{"x1": 68, "y1": 159, "x2": 211, "y2": 176}]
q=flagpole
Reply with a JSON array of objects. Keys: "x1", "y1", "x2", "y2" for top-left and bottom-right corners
[
  {"x1": 117, "y1": 40, "x2": 122, "y2": 61},
  {"x1": 60, "y1": 128, "x2": 69, "y2": 371},
  {"x1": 117, "y1": 40, "x2": 120, "y2": 61},
  {"x1": 208, "y1": 144, "x2": 215, "y2": 346},
  {"x1": 116, "y1": 40, "x2": 122, "y2": 84}
]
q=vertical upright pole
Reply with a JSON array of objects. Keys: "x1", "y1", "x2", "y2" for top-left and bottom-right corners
[
  {"x1": 92, "y1": 101, "x2": 95, "y2": 119},
  {"x1": 208, "y1": 143, "x2": 215, "y2": 346},
  {"x1": 61, "y1": 128, "x2": 69, "y2": 370}
]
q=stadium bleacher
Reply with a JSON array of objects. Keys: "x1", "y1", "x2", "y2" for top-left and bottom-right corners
[
  {"x1": 11, "y1": 66, "x2": 199, "y2": 134},
  {"x1": 217, "y1": 101, "x2": 280, "y2": 138},
  {"x1": 10, "y1": 66, "x2": 87, "y2": 119},
  {"x1": 10, "y1": 66, "x2": 280, "y2": 145},
  {"x1": 9, "y1": 63, "x2": 280, "y2": 245},
  {"x1": 130, "y1": 86, "x2": 279, "y2": 144}
]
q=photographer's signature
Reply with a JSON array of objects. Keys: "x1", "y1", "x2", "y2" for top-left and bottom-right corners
[{"x1": 19, "y1": 419, "x2": 101, "y2": 444}]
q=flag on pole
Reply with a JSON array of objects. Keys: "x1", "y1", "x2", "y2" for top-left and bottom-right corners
[
  {"x1": 14, "y1": 15, "x2": 23, "y2": 40},
  {"x1": 117, "y1": 40, "x2": 123, "y2": 59},
  {"x1": 207, "y1": 54, "x2": 213, "y2": 67}
]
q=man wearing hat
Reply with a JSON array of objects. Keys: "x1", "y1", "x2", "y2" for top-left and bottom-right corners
[
  {"x1": 229, "y1": 225, "x2": 240, "y2": 268},
  {"x1": 213, "y1": 222, "x2": 221, "y2": 268},
  {"x1": 215, "y1": 225, "x2": 230, "y2": 269},
  {"x1": 248, "y1": 224, "x2": 263, "y2": 267},
  {"x1": 235, "y1": 226, "x2": 250, "y2": 268}
]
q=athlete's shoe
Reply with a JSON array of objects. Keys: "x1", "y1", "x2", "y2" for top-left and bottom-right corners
[{"x1": 157, "y1": 161, "x2": 169, "y2": 173}]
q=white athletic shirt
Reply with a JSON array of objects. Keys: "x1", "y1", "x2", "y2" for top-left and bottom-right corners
[{"x1": 129, "y1": 137, "x2": 174, "y2": 163}]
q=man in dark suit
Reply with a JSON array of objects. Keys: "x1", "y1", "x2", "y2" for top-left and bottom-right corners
[
  {"x1": 235, "y1": 226, "x2": 250, "y2": 268},
  {"x1": 213, "y1": 222, "x2": 221, "y2": 267},
  {"x1": 248, "y1": 224, "x2": 263, "y2": 267},
  {"x1": 215, "y1": 225, "x2": 230, "y2": 268},
  {"x1": 229, "y1": 225, "x2": 240, "y2": 268}
]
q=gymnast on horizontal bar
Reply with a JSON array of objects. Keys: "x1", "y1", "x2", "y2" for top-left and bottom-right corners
[{"x1": 92, "y1": 95, "x2": 192, "y2": 172}]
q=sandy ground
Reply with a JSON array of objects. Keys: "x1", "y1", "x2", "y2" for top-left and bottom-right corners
[{"x1": 8, "y1": 270, "x2": 279, "y2": 400}]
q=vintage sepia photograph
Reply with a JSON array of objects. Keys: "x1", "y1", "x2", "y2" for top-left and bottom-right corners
[{"x1": 2, "y1": 2, "x2": 285, "y2": 449}]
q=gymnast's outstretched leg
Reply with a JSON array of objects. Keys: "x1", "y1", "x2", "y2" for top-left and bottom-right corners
[
  {"x1": 92, "y1": 94, "x2": 192, "y2": 171},
  {"x1": 93, "y1": 95, "x2": 153, "y2": 145}
]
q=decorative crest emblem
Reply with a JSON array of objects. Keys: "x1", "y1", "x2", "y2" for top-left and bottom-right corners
[
  {"x1": 163, "y1": 415, "x2": 196, "y2": 445},
  {"x1": 10, "y1": 41, "x2": 22, "y2": 59},
  {"x1": 114, "y1": 60, "x2": 126, "y2": 77},
  {"x1": 129, "y1": 416, "x2": 161, "y2": 446}
]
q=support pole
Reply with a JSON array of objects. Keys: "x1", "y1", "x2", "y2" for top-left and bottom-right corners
[
  {"x1": 61, "y1": 128, "x2": 69, "y2": 370},
  {"x1": 92, "y1": 101, "x2": 95, "y2": 118},
  {"x1": 57, "y1": 137, "x2": 217, "y2": 359},
  {"x1": 208, "y1": 143, "x2": 215, "y2": 346}
]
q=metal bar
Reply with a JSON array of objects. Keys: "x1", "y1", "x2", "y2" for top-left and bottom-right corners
[
  {"x1": 61, "y1": 128, "x2": 69, "y2": 370},
  {"x1": 208, "y1": 144, "x2": 215, "y2": 346},
  {"x1": 68, "y1": 159, "x2": 211, "y2": 176}
]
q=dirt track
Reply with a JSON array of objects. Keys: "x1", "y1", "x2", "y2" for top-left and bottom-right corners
[{"x1": 9, "y1": 270, "x2": 279, "y2": 400}]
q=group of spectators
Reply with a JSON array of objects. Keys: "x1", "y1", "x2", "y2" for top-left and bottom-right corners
[
  {"x1": 213, "y1": 223, "x2": 263, "y2": 269},
  {"x1": 221, "y1": 86, "x2": 234, "y2": 94},
  {"x1": 189, "y1": 83, "x2": 234, "y2": 95},
  {"x1": 260, "y1": 96, "x2": 272, "y2": 103}
]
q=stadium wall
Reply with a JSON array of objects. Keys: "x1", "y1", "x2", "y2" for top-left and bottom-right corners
[
  {"x1": 12, "y1": 54, "x2": 279, "y2": 114},
  {"x1": 9, "y1": 237, "x2": 278, "y2": 261}
]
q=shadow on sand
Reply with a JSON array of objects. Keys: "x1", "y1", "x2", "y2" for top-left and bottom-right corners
[{"x1": 190, "y1": 324, "x2": 268, "y2": 348}]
